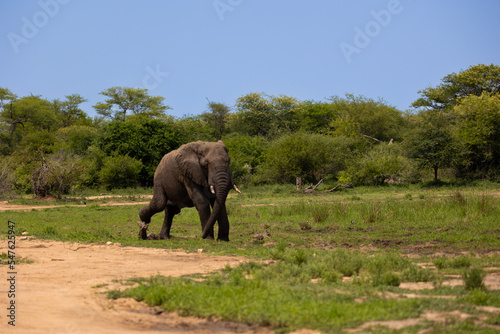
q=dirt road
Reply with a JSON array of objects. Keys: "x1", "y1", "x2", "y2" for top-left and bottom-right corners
[{"x1": 0, "y1": 238, "x2": 273, "y2": 334}]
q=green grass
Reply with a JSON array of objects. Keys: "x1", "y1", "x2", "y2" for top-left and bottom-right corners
[
  {"x1": 108, "y1": 248, "x2": 500, "y2": 333},
  {"x1": 0, "y1": 252, "x2": 33, "y2": 265},
  {"x1": 1, "y1": 183, "x2": 500, "y2": 332}
]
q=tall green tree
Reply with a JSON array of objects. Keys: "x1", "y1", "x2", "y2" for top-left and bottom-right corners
[
  {"x1": 0, "y1": 88, "x2": 17, "y2": 153},
  {"x1": 202, "y1": 100, "x2": 230, "y2": 140},
  {"x1": 174, "y1": 115, "x2": 213, "y2": 142},
  {"x1": 404, "y1": 110, "x2": 458, "y2": 182},
  {"x1": 296, "y1": 100, "x2": 339, "y2": 133},
  {"x1": 0, "y1": 87, "x2": 16, "y2": 110},
  {"x1": 222, "y1": 134, "x2": 266, "y2": 181},
  {"x1": 93, "y1": 87, "x2": 170, "y2": 120},
  {"x1": 0, "y1": 95, "x2": 55, "y2": 146},
  {"x1": 261, "y1": 132, "x2": 349, "y2": 183},
  {"x1": 230, "y1": 93, "x2": 301, "y2": 138},
  {"x1": 412, "y1": 64, "x2": 500, "y2": 110},
  {"x1": 46, "y1": 151, "x2": 86, "y2": 198},
  {"x1": 454, "y1": 92, "x2": 500, "y2": 178},
  {"x1": 97, "y1": 116, "x2": 183, "y2": 185},
  {"x1": 348, "y1": 143, "x2": 412, "y2": 185},
  {"x1": 329, "y1": 94, "x2": 405, "y2": 143},
  {"x1": 55, "y1": 125, "x2": 98, "y2": 155},
  {"x1": 53, "y1": 94, "x2": 90, "y2": 127}
]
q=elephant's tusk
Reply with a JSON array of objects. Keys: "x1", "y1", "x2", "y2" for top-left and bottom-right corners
[
  {"x1": 210, "y1": 185, "x2": 216, "y2": 194},
  {"x1": 233, "y1": 184, "x2": 242, "y2": 194}
]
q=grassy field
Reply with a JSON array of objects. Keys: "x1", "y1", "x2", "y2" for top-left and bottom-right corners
[{"x1": 2, "y1": 183, "x2": 500, "y2": 333}]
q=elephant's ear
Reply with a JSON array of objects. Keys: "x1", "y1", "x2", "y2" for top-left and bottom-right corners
[{"x1": 175, "y1": 142, "x2": 207, "y2": 186}]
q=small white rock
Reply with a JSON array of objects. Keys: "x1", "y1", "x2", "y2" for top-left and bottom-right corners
[
  {"x1": 197, "y1": 249, "x2": 204, "y2": 253},
  {"x1": 106, "y1": 241, "x2": 113, "y2": 246}
]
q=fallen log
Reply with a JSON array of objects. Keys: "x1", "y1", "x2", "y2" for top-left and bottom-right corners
[
  {"x1": 304, "y1": 179, "x2": 323, "y2": 193},
  {"x1": 326, "y1": 183, "x2": 355, "y2": 192}
]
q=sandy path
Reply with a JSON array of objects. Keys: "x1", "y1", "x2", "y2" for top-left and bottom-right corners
[
  {"x1": 0, "y1": 201, "x2": 151, "y2": 211},
  {"x1": 0, "y1": 238, "x2": 271, "y2": 334}
]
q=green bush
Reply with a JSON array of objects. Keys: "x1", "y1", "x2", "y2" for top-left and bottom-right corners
[
  {"x1": 433, "y1": 255, "x2": 472, "y2": 270},
  {"x1": 0, "y1": 156, "x2": 15, "y2": 199},
  {"x1": 347, "y1": 143, "x2": 412, "y2": 185},
  {"x1": 97, "y1": 117, "x2": 183, "y2": 186},
  {"x1": 222, "y1": 133, "x2": 266, "y2": 182},
  {"x1": 462, "y1": 267, "x2": 486, "y2": 290},
  {"x1": 55, "y1": 125, "x2": 98, "y2": 155},
  {"x1": 99, "y1": 155, "x2": 143, "y2": 190},
  {"x1": 259, "y1": 132, "x2": 354, "y2": 184}
]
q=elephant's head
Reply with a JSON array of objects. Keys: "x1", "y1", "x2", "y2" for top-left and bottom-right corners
[{"x1": 176, "y1": 141, "x2": 236, "y2": 240}]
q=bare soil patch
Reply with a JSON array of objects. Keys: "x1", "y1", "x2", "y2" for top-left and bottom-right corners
[
  {"x1": 0, "y1": 238, "x2": 271, "y2": 334},
  {"x1": 0, "y1": 199, "x2": 150, "y2": 212}
]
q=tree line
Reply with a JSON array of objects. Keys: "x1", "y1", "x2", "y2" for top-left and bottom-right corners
[{"x1": 1, "y1": 64, "x2": 499, "y2": 198}]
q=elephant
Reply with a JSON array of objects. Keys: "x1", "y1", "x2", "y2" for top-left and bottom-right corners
[{"x1": 137, "y1": 140, "x2": 240, "y2": 241}]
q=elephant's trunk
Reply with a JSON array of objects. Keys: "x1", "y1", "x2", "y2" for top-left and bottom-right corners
[{"x1": 202, "y1": 166, "x2": 231, "y2": 239}]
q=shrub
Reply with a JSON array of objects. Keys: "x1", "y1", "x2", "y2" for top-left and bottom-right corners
[
  {"x1": 56, "y1": 125, "x2": 98, "y2": 155},
  {"x1": 99, "y1": 155, "x2": 143, "y2": 190},
  {"x1": 462, "y1": 267, "x2": 486, "y2": 290},
  {"x1": 0, "y1": 156, "x2": 15, "y2": 199},
  {"x1": 260, "y1": 132, "x2": 356, "y2": 184},
  {"x1": 222, "y1": 134, "x2": 266, "y2": 182},
  {"x1": 46, "y1": 151, "x2": 86, "y2": 198},
  {"x1": 347, "y1": 143, "x2": 412, "y2": 185}
]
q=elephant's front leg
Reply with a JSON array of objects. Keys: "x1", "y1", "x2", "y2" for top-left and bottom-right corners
[
  {"x1": 217, "y1": 204, "x2": 230, "y2": 242},
  {"x1": 197, "y1": 202, "x2": 214, "y2": 240},
  {"x1": 187, "y1": 185, "x2": 214, "y2": 239},
  {"x1": 159, "y1": 205, "x2": 180, "y2": 239}
]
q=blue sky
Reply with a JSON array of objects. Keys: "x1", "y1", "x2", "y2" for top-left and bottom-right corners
[{"x1": 1, "y1": 0, "x2": 500, "y2": 118}]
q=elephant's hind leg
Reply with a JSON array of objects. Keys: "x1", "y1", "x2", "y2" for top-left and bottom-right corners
[
  {"x1": 139, "y1": 185, "x2": 167, "y2": 239},
  {"x1": 159, "y1": 205, "x2": 180, "y2": 239}
]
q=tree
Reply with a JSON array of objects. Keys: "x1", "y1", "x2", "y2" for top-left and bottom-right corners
[
  {"x1": 174, "y1": 114, "x2": 213, "y2": 142},
  {"x1": 412, "y1": 64, "x2": 500, "y2": 110},
  {"x1": 46, "y1": 151, "x2": 85, "y2": 198},
  {"x1": 404, "y1": 110, "x2": 458, "y2": 182},
  {"x1": 53, "y1": 94, "x2": 90, "y2": 127},
  {"x1": 0, "y1": 156, "x2": 16, "y2": 199},
  {"x1": 93, "y1": 87, "x2": 170, "y2": 120},
  {"x1": 0, "y1": 87, "x2": 16, "y2": 111},
  {"x1": 97, "y1": 116, "x2": 183, "y2": 185},
  {"x1": 230, "y1": 93, "x2": 301, "y2": 138},
  {"x1": 0, "y1": 88, "x2": 17, "y2": 153},
  {"x1": 99, "y1": 155, "x2": 143, "y2": 190},
  {"x1": 261, "y1": 132, "x2": 346, "y2": 183},
  {"x1": 348, "y1": 143, "x2": 412, "y2": 185},
  {"x1": 328, "y1": 94, "x2": 405, "y2": 143},
  {"x1": 55, "y1": 125, "x2": 98, "y2": 155},
  {"x1": 202, "y1": 100, "x2": 230, "y2": 140},
  {"x1": 296, "y1": 100, "x2": 339, "y2": 133},
  {"x1": 0, "y1": 95, "x2": 54, "y2": 144},
  {"x1": 454, "y1": 92, "x2": 500, "y2": 178},
  {"x1": 222, "y1": 133, "x2": 266, "y2": 181}
]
